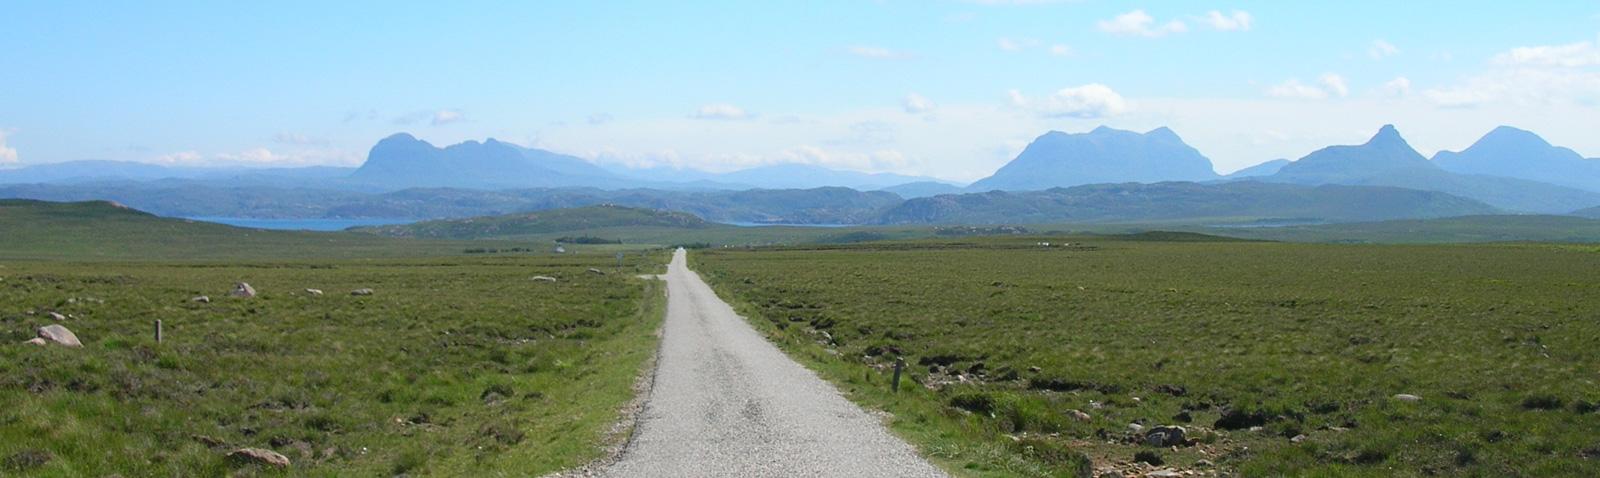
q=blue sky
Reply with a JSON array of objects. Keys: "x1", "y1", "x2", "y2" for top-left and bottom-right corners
[{"x1": 2, "y1": 1, "x2": 1598, "y2": 181}]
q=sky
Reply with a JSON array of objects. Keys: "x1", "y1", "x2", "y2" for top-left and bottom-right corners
[{"x1": 2, "y1": 1, "x2": 1598, "y2": 182}]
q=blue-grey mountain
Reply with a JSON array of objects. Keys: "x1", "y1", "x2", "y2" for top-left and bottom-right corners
[
  {"x1": 1258, "y1": 125, "x2": 1600, "y2": 214},
  {"x1": 1431, "y1": 126, "x2": 1600, "y2": 193},
  {"x1": 968, "y1": 126, "x2": 1219, "y2": 191}
]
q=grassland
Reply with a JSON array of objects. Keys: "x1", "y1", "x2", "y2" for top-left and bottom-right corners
[
  {"x1": 695, "y1": 237, "x2": 1600, "y2": 476},
  {"x1": 0, "y1": 201, "x2": 672, "y2": 476}
]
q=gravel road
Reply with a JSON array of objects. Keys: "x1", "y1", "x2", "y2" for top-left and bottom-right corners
[{"x1": 601, "y1": 248, "x2": 948, "y2": 477}]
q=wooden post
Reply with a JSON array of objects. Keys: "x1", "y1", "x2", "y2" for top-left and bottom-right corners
[
  {"x1": 155, "y1": 320, "x2": 163, "y2": 344},
  {"x1": 892, "y1": 357, "x2": 906, "y2": 393}
]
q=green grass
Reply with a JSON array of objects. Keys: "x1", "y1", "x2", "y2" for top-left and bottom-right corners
[
  {"x1": 0, "y1": 252, "x2": 669, "y2": 476},
  {"x1": 694, "y1": 236, "x2": 1600, "y2": 477}
]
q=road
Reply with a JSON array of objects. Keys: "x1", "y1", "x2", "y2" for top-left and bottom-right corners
[{"x1": 601, "y1": 248, "x2": 948, "y2": 477}]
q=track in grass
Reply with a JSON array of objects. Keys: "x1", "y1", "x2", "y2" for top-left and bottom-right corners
[{"x1": 602, "y1": 249, "x2": 946, "y2": 478}]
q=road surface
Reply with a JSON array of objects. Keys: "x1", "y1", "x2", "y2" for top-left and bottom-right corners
[{"x1": 601, "y1": 248, "x2": 947, "y2": 477}]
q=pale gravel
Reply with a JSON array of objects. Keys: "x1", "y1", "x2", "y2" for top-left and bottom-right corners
[{"x1": 598, "y1": 248, "x2": 948, "y2": 478}]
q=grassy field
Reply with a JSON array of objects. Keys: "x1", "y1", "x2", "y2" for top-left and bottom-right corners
[
  {"x1": 694, "y1": 236, "x2": 1600, "y2": 477},
  {"x1": 0, "y1": 251, "x2": 669, "y2": 476}
]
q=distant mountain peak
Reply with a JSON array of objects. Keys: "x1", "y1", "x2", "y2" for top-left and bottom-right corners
[
  {"x1": 379, "y1": 132, "x2": 421, "y2": 143},
  {"x1": 968, "y1": 126, "x2": 1219, "y2": 191},
  {"x1": 1366, "y1": 124, "x2": 1404, "y2": 146}
]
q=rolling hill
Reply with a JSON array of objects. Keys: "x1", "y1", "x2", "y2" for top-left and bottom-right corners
[{"x1": 354, "y1": 205, "x2": 719, "y2": 239}]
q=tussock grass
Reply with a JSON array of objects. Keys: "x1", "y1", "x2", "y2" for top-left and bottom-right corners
[
  {"x1": 697, "y1": 236, "x2": 1600, "y2": 476},
  {"x1": 0, "y1": 253, "x2": 667, "y2": 476}
]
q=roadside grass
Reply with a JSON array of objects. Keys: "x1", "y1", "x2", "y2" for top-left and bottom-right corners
[
  {"x1": 0, "y1": 252, "x2": 668, "y2": 476},
  {"x1": 695, "y1": 236, "x2": 1600, "y2": 477}
]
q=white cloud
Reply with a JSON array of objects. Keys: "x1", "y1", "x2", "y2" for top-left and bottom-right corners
[
  {"x1": 779, "y1": 146, "x2": 909, "y2": 171},
  {"x1": 149, "y1": 151, "x2": 203, "y2": 165},
  {"x1": 1319, "y1": 73, "x2": 1350, "y2": 97},
  {"x1": 1011, "y1": 84, "x2": 1132, "y2": 118},
  {"x1": 431, "y1": 110, "x2": 465, "y2": 126},
  {"x1": 1049, "y1": 44, "x2": 1074, "y2": 56},
  {"x1": 1098, "y1": 10, "x2": 1188, "y2": 37},
  {"x1": 903, "y1": 93, "x2": 935, "y2": 113},
  {"x1": 1369, "y1": 40, "x2": 1401, "y2": 59},
  {"x1": 998, "y1": 37, "x2": 1040, "y2": 51},
  {"x1": 845, "y1": 45, "x2": 916, "y2": 60},
  {"x1": 1265, "y1": 74, "x2": 1348, "y2": 100},
  {"x1": 1384, "y1": 77, "x2": 1412, "y2": 96},
  {"x1": 962, "y1": 0, "x2": 1084, "y2": 4},
  {"x1": 1422, "y1": 36, "x2": 1600, "y2": 108},
  {"x1": 1491, "y1": 38, "x2": 1600, "y2": 67},
  {"x1": 0, "y1": 129, "x2": 17, "y2": 164},
  {"x1": 1265, "y1": 79, "x2": 1329, "y2": 100},
  {"x1": 1192, "y1": 10, "x2": 1253, "y2": 31},
  {"x1": 588, "y1": 113, "x2": 614, "y2": 125},
  {"x1": 273, "y1": 131, "x2": 327, "y2": 146},
  {"x1": 689, "y1": 103, "x2": 753, "y2": 120},
  {"x1": 215, "y1": 148, "x2": 288, "y2": 163}
]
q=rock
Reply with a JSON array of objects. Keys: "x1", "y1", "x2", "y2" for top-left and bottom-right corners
[
  {"x1": 191, "y1": 296, "x2": 210, "y2": 303},
  {"x1": 1394, "y1": 394, "x2": 1421, "y2": 402},
  {"x1": 1290, "y1": 434, "x2": 1308, "y2": 443},
  {"x1": 1127, "y1": 423, "x2": 1146, "y2": 433},
  {"x1": 1194, "y1": 459, "x2": 1214, "y2": 468},
  {"x1": 227, "y1": 448, "x2": 290, "y2": 468},
  {"x1": 24, "y1": 338, "x2": 48, "y2": 346},
  {"x1": 350, "y1": 289, "x2": 374, "y2": 296},
  {"x1": 37, "y1": 325, "x2": 82, "y2": 347},
  {"x1": 588, "y1": 268, "x2": 606, "y2": 275},
  {"x1": 1028, "y1": 366, "x2": 1042, "y2": 373},
  {"x1": 1145, "y1": 471, "x2": 1182, "y2": 478},
  {"x1": 1099, "y1": 472, "x2": 1124, "y2": 478},
  {"x1": 228, "y1": 282, "x2": 256, "y2": 299},
  {"x1": 47, "y1": 312, "x2": 66, "y2": 320},
  {"x1": 304, "y1": 289, "x2": 323, "y2": 295},
  {"x1": 1145, "y1": 426, "x2": 1187, "y2": 447},
  {"x1": 1067, "y1": 409, "x2": 1092, "y2": 421},
  {"x1": 531, "y1": 276, "x2": 557, "y2": 282}
]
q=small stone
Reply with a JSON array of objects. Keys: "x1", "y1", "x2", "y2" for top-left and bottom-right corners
[
  {"x1": 227, "y1": 448, "x2": 290, "y2": 468},
  {"x1": 1145, "y1": 471, "x2": 1182, "y2": 478},
  {"x1": 1028, "y1": 366, "x2": 1042, "y2": 373},
  {"x1": 588, "y1": 268, "x2": 606, "y2": 275},
  {"x1": 1194, "y1": 459, "x2": 1214, "y2": 468},
  {"x1": 37, "y1": 325, "x2": 82, "y2": 347},
  {"x1": 1394, "y1": 394, "x2": 1421, "y2": 402},
  {"x1": 350, "y1": 289, "x2": 374, "y2": 296},
  {"x1": 47, "y1": 312, "x2": 66, "y2": 320},
  {"x1": 191, "y1": 296, "x2": 210, "y2": 303},
  {"x1": 228, "y1": 282, "x2": 256, "y2": 299},
  {"x1": 304, "y1": 289, "x2": 323, "y2": 295},
  {"x1": 1099, "y1": 472, "x2": 1124, "y2": 478},
  {"x1": 531, "y1": 276, "x2": 557, "y2": 282},
  {"x1": 1067, "y1": 409, "x2": 1092, "y2": 421},
  {"x1": 24, "y1": 338, "x2": 48, "y2": 346},
  {"x1": 1128, "y1": 423, "x2": 1146, "y2": 433},
  {"x1": 1290, "y1": 434, "x2": 1308, "y2": 443},
  {"x1": 1145, "y1": 426, "x2": 1187, "y2": 447},
  {"x1": 1248, "y1": 426, "x2": 1265, "y2": 433}
]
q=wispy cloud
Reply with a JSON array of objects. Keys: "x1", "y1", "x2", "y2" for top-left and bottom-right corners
[
  {"x1": 431, "y1": 110, "x2": 465, "y2": 126},
  {"x1": 392, "y1": 109, "x2": 467, "y2": 126},
  {"x1": 689, "y1": 103, "x2": 753, "y2": 120},
  {"x1": 903, "y1": 93, "x2": 935, "y2": 114},
  {"x1": 1098, "y1": 10, "x2": 1188, "y2": 37},
  {"x1": 1265, "y1": 73, "x2": 1349, "y2": 100},
  {"x1": 273, "y1": 131, "x2": 328, "y2": 146},
  {"x1": 1049, "y1": 44, "x2": 1075, "y2": 56},
  {"x1": 1009, "y1": 84, "x2": 1133, "y2": 118},
  {"x1": 1384, "y1": 77, "x2": 1412, "y2": 96},
  {"x1": 0, "y1": 129, "x2": 17, "y2": 164},
  {"x1": 588, "y1": 113, "x2": 614, "y2": 125},
  {"x1": 1491, "y1": 37, "x2": 1600, "y2": 67},
  {"x1": 1369, "y1": 40, "x2": 1401, "y2": 59},
  {"x1": 845, "y1": 45, "x2": 917, "y2": 60},
  {"x1": 1423, "y1": 35, "x2": 1600, "y2": 107},
  {"x1": 1192, "y1": 10, "x2": 1254, "y2": 31}
]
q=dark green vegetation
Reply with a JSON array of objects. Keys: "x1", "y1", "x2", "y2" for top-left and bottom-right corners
[
  {"x1": 695, "y1": 237, "x2": 1600, "y2": 476},
  {"x1": 0, "y1": 199, "x2": 579, "y2": 261},
  {"x1": 883, "y1": 181, "x2": 1500, "y2": 225},
  {"x1": 355, "y1": 205, "x2": 713, "y2": 239},
  {"x1": 0, "y1": 250, "x2": 667, "y2": 476}
]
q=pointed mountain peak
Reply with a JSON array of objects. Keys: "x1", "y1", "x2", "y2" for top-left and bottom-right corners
[
  {"x1": 378, "y1": 132, "x2": 422, "y2": 144},
  {"x1": 1366, "y1": 124, "x2": 1403, "y2": 145},
  {"x1": 1145, "y1": 126, "x2": 1180, "y2": 141}
]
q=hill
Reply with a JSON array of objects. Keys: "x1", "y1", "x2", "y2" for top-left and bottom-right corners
[
  {"x1": 0, "y1": 199, "x2": 545, "y2": 260},
  {"x1": 1261, "y1": 125, "x2": 1600, "y2": 214},
  {"x1": 878, "y1": 181, "x2": 965, "y2": 198},
  {"x1": 1223, "y1": 159, "x2": 1291, "y2": 179},
  {"x1": 1431, "y1": 126, "x2": 1600, "y2": 193},
  {"x1": 355, "y1": 205, "x2": 718, "y2": 239},
  {"x1": 877, "y1": 180, "x2": 1501, "y2": 225},
  {"x1": 968, "y1": 126, "x2": 1219, "y2": 191}
]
